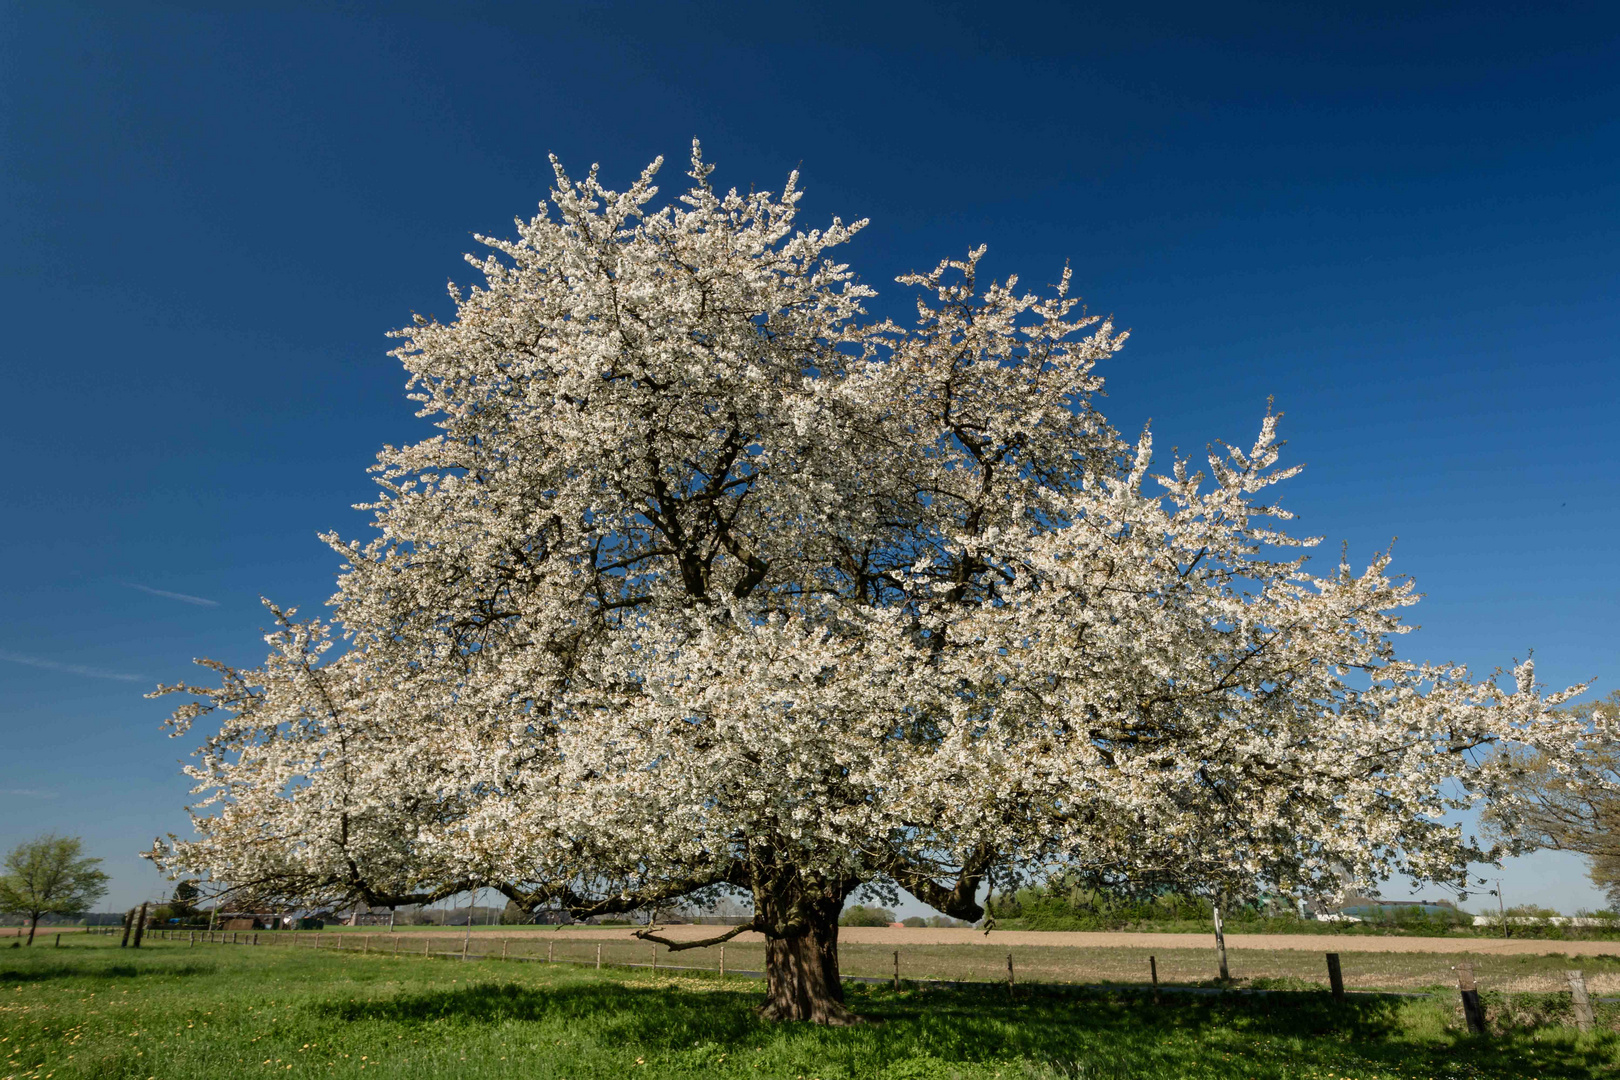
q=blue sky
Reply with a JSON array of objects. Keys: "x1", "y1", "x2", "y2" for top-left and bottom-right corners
[{"x1": 2, "y1": 1, "x2": 1616, "y2": 915}]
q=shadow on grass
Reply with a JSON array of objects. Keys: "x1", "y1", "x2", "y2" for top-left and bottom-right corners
[
  {"x1": 331, "y1": 977, "x2": 1618, "y2": 1078},
  {"x1": 0, "y1": 960, "x2": 221, "y2": 983}
]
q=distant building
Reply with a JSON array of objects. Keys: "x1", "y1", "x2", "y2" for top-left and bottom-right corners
[
  {"x1": 526, "y1": 909, "x2": 572, "y2": 925},
  {"x1": 1336, "y1": 896, "x2": 1459, "y2": 919}
]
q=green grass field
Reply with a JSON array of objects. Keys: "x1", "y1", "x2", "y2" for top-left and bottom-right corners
[{"x1": 3, "y1": 936, "x2": 1616, "y2": 1079}]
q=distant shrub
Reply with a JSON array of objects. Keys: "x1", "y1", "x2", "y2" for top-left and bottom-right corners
[
  {"x1": 840, "y1": 905, "x2": 896, "y2": 927},
  {"x1": 1369, "y1": 905, "x2": 1474, "y2": 934},
  {"x1": 985, "y1": 877, "x2": 1219, "y2": 931}
]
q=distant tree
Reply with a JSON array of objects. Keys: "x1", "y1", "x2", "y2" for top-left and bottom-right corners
[
  {"x1": 170, "y1": 879, "x2": 200, "y2": 917},
  {"x1": 500, "y1": 899, "x2": 529, "y2": 925},
  {"x1": 900, "y1": 916, "x2": 927, "y2": 927},
  {"x1": 839, "y1": 905, "x2": 895, "y2": 927},
  {"x1": 1484, "y1": 690, "x2": 1620, "y2": 906},
  {"x1": 0, "y1": 835, "x2": 110, "y2": 945}
]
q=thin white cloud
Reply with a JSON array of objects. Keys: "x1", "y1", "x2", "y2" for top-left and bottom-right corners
[
  {"x1": 0, "y1": 649, "x2": 147, "y2": 683},
  {"x1": 0, "y1": 789, "x2": 57, "y2": 798},
  {"x1": 127, "y1": 583, "x2": 219, "y2": 607}
]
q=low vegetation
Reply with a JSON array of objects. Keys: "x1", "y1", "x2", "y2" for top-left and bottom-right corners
[{"x1": 982, "y1": 880, "x2": 1620, "y2": 939}]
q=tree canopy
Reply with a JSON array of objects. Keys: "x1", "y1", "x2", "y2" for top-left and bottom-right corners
[
  {"x1": 0, "y1": 835, "x2": 109, "y2": 945},
  {"x1": 1484, "y1": 689, "x2": 1620, "y2": 907},
  {"x1": 150, "y1": 144, "x2": 1603, "y2": 1021}
]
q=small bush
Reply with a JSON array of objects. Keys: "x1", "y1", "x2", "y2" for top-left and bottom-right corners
[{"x1": 841, "y1": 904, "x2": 897, "y2": 927}]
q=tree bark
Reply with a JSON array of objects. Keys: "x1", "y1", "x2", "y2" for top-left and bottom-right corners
[
  {"x1": 757, "y1": 902, "x2": 859, "y2": 1025},
  {"x1": 26, "y1": 914, "x2": 39, "y2": 946}
]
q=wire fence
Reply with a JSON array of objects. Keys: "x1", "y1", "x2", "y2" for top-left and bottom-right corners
[{"x1": 81, "y1": 924, "x2": 1617, "y2": 1006}]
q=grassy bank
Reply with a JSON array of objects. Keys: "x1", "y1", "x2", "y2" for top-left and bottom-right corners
[{"x1": 3, "y1": 935, "x2": 1618, "y2": 1079}]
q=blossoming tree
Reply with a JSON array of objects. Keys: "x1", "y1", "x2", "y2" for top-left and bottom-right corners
[{"x1": 152, "y1": 144, "x2": 1598, "y2": 1023}]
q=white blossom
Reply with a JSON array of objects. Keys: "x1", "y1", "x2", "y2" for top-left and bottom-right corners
[{"x1": 150, "y1": 144, "x2": 1600, "y2": 1021}]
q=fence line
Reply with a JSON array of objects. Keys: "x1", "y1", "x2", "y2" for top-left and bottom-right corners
[
  {"x1": 81, "y1": 925, "x2": 1619, "y2": 1027},
  {"x1": 129, "y1": 926, "x2": 1436, "y2": 996}
]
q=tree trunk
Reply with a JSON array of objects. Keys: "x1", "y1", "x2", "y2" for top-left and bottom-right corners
[
  {"x1": 26, "y1": 914, "x2": 38, "y2": 946},
  {"x1": 757, "y1": 902, "x2": 859, "y2": 1025}
]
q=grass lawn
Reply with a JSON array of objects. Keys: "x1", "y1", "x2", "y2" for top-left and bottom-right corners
[{"x1": 2, "y1": 936, "x2": 1616, "y2": 1079}]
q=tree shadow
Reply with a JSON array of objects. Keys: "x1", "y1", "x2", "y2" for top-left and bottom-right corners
[
  {"x1": 0, "y1": 960, "x2": 221, "y2": 982},
  {"x1": 326, "y1": 976, "x2": 1617, "y2": 1078}
]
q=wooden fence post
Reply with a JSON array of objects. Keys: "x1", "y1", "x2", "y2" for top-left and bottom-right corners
[
  {"x1": 132, "y1": 903, "x2": 148, "y2": 949},
  {"x1": 364, "y1": 934, "x2": 370, "y2": 954},
  {"x1": 893, "y1": 950, "x2": 900, "y2": 991},
  {"x1": 424, "y1": 937, "x2": 430, "y2": 957},
  {"x1": 596, "y1": 943, "x2": 602, "y2": 970},
  {"x1": 461, "y1": 933, "x2": 470, "y2": 962},
  {"x1": 718, "y1": 944, "x2": 723, "y2": 976},
  {"x1": 1326, "y1": 953, "x2": 1345, "y2": 1000},
  {"x1": 1006, "y1": 952, "x2": 1015, "y2": 994},
  {"x1": 1212, "y1": 904, "x2": 1229, "y2": 982},
  {"x1": 1455, "y1": 962, "x2": 1487, "y2": 1035},
  {"x1": 1567, "y1": 970, "x2": 1595, "y2": 1033},
  {"x1": 651, "y1": 943, "x2": 657, "y2": 972},
  {"x1": 55, "y1": 933, "x2": 60, "y2": 948},
  {"x1": 548, "y1": 940, "x2": 554, "y2": 964},
  {"x1": 189, "y1": 931, "x2": 195, "y2": 946},
  {"x1": 120, "y1": 908, "x2": 134, "y2": 948},
  {"x1": 501, "y1": 938, "x2": 508, "y2": 961},
  {"x1": 1149, "y1": 955, "x2": 1159, "y2": 1004}
]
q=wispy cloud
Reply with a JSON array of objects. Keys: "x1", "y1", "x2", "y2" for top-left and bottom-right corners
[
  {"x1": 0, "y1": 650, "x2": 148, "y2": 683},
  {"x1": 0, "y1": 789, "x2": 57, "y2": 798},
  {"x1": 127, "y1": 583, "x2": 219, "y2": 607}
]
